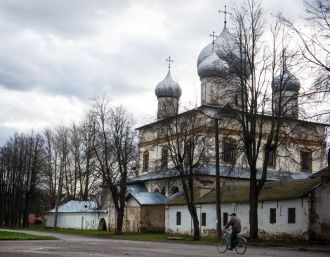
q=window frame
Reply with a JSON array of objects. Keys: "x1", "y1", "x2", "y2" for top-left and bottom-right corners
[
  {"x1": 266, "y1": 149, "x2": 276, "y2": 168},
  {"x1": 269, "y1": 208, "x2": 276, "y2": 224},
  {"x1": 223, "y1": 141, "x2": 236, "y2": 163},
  {"x1": 161, "y1": 146, "x2": 168, "y2": 169},
  {"x1": 288, "y1": 208, "x2": 296, "y2": 224},
  {"x1": 176, "y1": 211, "x2": 181, "y2": 225},
  {"x1": 201, "y1": 212, "x2": 206, "y2": 226},
  {"x1": 300, "y1": 150, "x2": 312, "y2": 172},
  {"x1": 142, "y1": 150, "x2": 149, "y2": 171},
  {"x1": 223, "y1": 212, "x2": 228, "y2": 226}
]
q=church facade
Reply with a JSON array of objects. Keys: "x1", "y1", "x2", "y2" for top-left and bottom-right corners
[{"x1": 105, "y1": 21, "x2": 329, "y2": 240}]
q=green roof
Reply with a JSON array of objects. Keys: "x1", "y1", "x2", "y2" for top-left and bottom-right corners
[{"x1": 167, "y1": 177, "x2": 321, "y2": 205}]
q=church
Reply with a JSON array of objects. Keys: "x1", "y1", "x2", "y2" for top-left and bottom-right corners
[{"x1": 104, "y1": 19, "x2": 329, "y2": 240}]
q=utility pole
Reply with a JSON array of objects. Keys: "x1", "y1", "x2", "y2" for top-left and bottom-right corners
[
  {"x1": 198, "y1": 106, "x2": 222, "y2": 239},
  {"x1": 215, "y1": 118, "x2": 222, "y2": 239}
]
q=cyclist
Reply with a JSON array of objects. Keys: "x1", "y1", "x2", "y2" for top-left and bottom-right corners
[{"x1": 224, "y1": 213, "x2": 241, "y2": 250}]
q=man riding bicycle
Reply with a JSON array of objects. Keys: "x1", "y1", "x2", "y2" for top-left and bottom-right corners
[{"x1": 224, "y1": 213, "x2": 241, "y2": 250}]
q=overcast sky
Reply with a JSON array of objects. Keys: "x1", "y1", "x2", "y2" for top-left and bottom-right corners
[{"x1": 0, "y1": 0, "x2": 305, "y2": 143}]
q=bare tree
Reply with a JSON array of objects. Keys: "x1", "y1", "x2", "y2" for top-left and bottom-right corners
[
  {"x1": 91, "y1": 99, "x2": 136, "y2": 233},
  {"x1": 280, "y1": 0, "x2": 330, "y2": 94},
  {"x1": 0, "y1": 132, "x2": 45, "y2": 227},
  {"x1": 52, "y1": 126, "x2": 70, "y2": 229},
  {"x1": 157, "y1": 107, "x2": 211, "y2": 240},
  {"x1": 70, "y1": 118, "x2": 98, "y2": 201},
  {"x1": 222, "y1": 0, "x2": 322, "y2": 239}
]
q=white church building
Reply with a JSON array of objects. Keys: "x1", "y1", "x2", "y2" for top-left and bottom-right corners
[{"x1": 104, "y1": 15, "x2": 330, "y2": 240}]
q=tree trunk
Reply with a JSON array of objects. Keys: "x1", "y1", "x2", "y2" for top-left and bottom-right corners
[
  {"x1": 190, "y1": 206, "x2": 200, "y2": 240},
  {"x1": 249, "y1": 170, "x2": 259, "y2": 239},
  {"x1": 116, "y1": 206, "x2": 124, "y2": 233}
]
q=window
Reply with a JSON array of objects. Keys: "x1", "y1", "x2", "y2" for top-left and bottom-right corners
[
  {"x1": 176, "y1": 212, "x2": 181, "y2": 225},
  {"x1": 267, "y1": 149, "x2": 276, "y2": 168},
  {"x1": 201, "y1": 213, "x2": 206, "y2": 226},
  {"x1": 171, "y1": 186, "x2": 179, "y2": 195},
  {"x1": 161, "y1": 187, "x2": 166, "y2": 195},
  {"x1": 184, "y1": 142, "x2": 191, "y2": 166},
  {"x1": 223, "y1": 141, "x2": 235, "y2": 163},
  {"x1": 288, "y1": 208, "x2": 296, "y2": 223},
  {"x1": 300, "y1": 151, "x2": 312, "y2": 171},
  {"x1": 223, "y1": 212, "x2": 228, "y2": 226},
  {"x1": 161, "y1": 147, "x2": 168, "y2": 169},
  {"x1": 143, "y1": 150, "x2": 149, "y2": 171},
  {"x1": 270, "y1": 208, "x2": 276, "y2": 224}
]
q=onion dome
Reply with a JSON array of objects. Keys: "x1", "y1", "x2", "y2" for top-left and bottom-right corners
[
  {"x1": 155, "y1": 70, "x2": 182, "y2": 98},
  {"x1": 197, "y1": 42, "x2": 217, "y2": 67},
  {"x1": 215, "y1": 26, "x2": 239, "y2": 59},
  {"x1": 272, "y1": 68, "x2": 301, "y2": 92},
  {"x1": 197, "y1": 27, "x2": 240, "y2": 78},
  {"x1": 197, "y1": 50, "x2": 229, "y2": 79}
]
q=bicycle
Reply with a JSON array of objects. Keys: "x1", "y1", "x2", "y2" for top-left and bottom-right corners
[{"x1": 217, "y1": 231, "x2": 247, "y2": 254}]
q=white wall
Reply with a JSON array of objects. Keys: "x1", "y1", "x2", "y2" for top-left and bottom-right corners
[
  {"x1": 166, "y1": 198, "x2": 309, "y2": 239},
  {"x1": 46, "y1": 212, "x2": 108, "y2": 230},
  {"x1": 138, "y1": 114, "x2": 327, "y2": 175}
]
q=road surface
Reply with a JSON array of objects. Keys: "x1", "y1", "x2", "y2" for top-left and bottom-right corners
[{"x1": 0, "y1": 229, "x2": 329, "y2": 257}]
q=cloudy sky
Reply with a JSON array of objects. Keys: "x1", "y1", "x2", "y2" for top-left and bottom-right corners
[{"x1": 0, "y1": 0, "x2": 305, "y2": 143}]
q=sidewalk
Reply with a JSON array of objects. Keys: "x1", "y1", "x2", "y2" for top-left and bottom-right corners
[{"x1": 249, "y1": 240, "x2": 330, "y2": 254}]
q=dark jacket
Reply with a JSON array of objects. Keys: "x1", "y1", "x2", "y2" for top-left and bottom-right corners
[{"x1": 224, "y1": 216, "x2": 241, "y2": 233}]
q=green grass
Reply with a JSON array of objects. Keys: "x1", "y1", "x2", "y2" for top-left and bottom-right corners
[
  {"x1": 0, "y1": 231, "x2": 55, "y2": 240},
  {"x1": 21, "y1": 227, "x2": 217, "y2": 243}
]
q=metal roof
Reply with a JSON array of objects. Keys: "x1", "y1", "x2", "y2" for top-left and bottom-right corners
[
  {"x1": 48, "y1": 200, "x2": 106, "y2": 213},
  {"x1": 310, "y1": 166, "x2": 330, "y2": 178},
  {"x1": 168, "y1": 177, "x2": 321, "y2": 205},
  {"x1": 128, "y1": 192, "x2": 167, "y2": 205},
  {"x1": 126, "y1": 184, "x2": 148, "y2": 195},
  {"x1": 129, "y1": 164, "x2": 311, "y2": 183}
]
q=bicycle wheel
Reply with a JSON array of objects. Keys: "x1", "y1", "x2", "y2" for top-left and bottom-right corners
[
  {"x1": 235, "y1": 236, "x2": 247, "y2": 254},
  {"x1": 217, "y1": 238, "x2": 228, "y2": 253}
]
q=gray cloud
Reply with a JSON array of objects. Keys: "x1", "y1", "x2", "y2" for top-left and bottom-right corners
[
  {"x1": 0, "y1": 0, "x2": 128, "y2": 38},
  {"x1": 0, "y1": 0, "x2": 306, "y2": 140}
]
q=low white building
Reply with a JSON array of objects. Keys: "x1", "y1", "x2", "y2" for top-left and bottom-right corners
[
  {"x1": 166, "y1": 175, "x2": 328, "y2": 240},
  {"x1": 47, "y1": 200, "x2": 108, "y2": 230}
]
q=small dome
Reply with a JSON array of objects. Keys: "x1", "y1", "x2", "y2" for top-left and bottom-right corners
[
  {"x1": 197, "y1": 42, "x2": 218, "y2": 67},
  {"x1": 197, "y1": 51, "x2": 229, "y2": 79},
  {"x1": 155, "y1": 70, "x2": 182, "y2": 98},
  {"x1": 272, "y1": 68, "x2": 300, "y2": 92}
]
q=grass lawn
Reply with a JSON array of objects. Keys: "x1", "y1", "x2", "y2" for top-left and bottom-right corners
[
  {"x1": 23, "y1": 226, "x2": 217, "y2": 243},
  {"x1": 0, "y1": 230, "x2": 56, "y2": 240}
]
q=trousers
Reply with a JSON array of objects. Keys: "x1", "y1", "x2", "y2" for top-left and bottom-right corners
[{"x1": 230, "y1": 231, "x2": 239, "y2": 249}]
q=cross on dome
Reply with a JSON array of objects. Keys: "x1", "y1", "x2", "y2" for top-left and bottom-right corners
[
  {"x1": 210, "y1": 31, "x2": 216, "y2": 48},
  {"x1": 219, "y1": 5, "x2": 232, "y2": 28},
  {"x1": 166, "y1": 56, "x2": 173, "y2": 70}
]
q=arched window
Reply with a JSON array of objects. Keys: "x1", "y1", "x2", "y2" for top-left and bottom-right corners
[
  {"x1": 143, "y1": 150, "x2": 149, "y2": 171},
  {"x1": 171, "y1": 186, "x2": 179, "y2": 195},
  {"x1": 153, "y1": 187, "x2": 160, "y2": 193},
  {"x1": 161, "y1": 146, "x2": 168, "y2": 169},
  {"x1": 161, "y1": 186, "x2": 166, "y2": 195}
]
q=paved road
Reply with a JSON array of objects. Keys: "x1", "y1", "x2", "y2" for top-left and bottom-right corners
[{"x1": 0, "y1": 230, "x2": 329, "y2": 257}]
